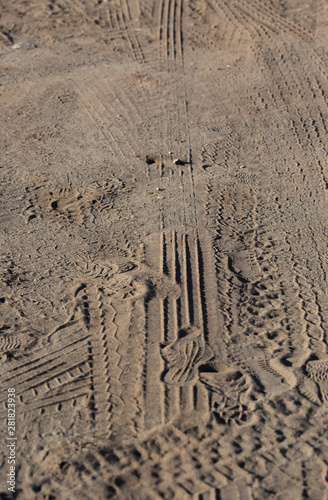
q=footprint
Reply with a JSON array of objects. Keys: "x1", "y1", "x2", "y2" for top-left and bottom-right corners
[
  {"x1": 306, "y1": 359, "x2": 328, "y2": 403},
  {"x1": 232, "y1": 343, "x2": 294, "y2": 395},
  {"x1": 230, "y1": 249, "x2": 262, "y2": 282},
  {"x1": 161, "y1": 326, "x2": 213, "y2": 385},
  {"x1": 24, "y1": 180, "x2": 119, "y2": 226},
  {"x1": 298, "y1": 376, "x2": 321, "y2": 405},
  {"x1": 199, "y1": 363, "x2": 254, "y2": 425},
  {"x1": 221, "y1": 241, "x2": 262, "y2": 282},
  {"x1": 0, "y1": 331, "x2": 37, "y2": 358},
  {"x1": 74, "y1": 259, "x2": 119, "y2": 282}
]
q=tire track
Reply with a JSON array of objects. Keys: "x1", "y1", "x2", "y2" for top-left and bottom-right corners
[
  {"x1": 0, "y1": 332, "x2": 93, "y2": 429},
  {"x1": 204, "y1": 113, "x2": 328, "y2": 401},
  {"x1": 240, "y1": 67, "x2": 328, "y2": 362},
  {"x1": 140, "y1": 229, "x2": 218, "y2": 426},
  {"x1": 206, "y1": 178, "x2": 299, "y2": 398},
  {"x1": 117, "y1": 0, "x2": 145, "y2": 63},
  {"x1": 204, "y1": 0, "x2": 328, "y2": 399},
  {"x1": 157, "y1": 0, "x2": 183, "y2": 64},
  {"x1": 211, "y1": 0, "x2": 328, "y2": 206},
  {"x1": 72, "y1": 80, "x2": 132, "y2": 163},
  {"x1": 242, "y1": 0, "x2": 312, "y2": 40},
  {"x1": 163, "y1": 233, "x2": 214, "y2": 420},
  {"x1": 243, "y1": 89, "x2": 328, "y2": 402},
  {"x1": 59, "y1": 0, "x2": 145, "y2": 62},
  {"x1": 72, "y1": 74, "x2": 165, "y2": 178},
  {"x1": 91, "y1": 290, "x2": 122, "y2": 439}
]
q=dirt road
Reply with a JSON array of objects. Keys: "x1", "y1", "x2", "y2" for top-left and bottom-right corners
[{"x1": 1, "y1": 0, "x2": 328, "y2": 498}]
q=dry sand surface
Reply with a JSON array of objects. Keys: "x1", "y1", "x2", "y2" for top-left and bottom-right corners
[{"x1": 1, "y1": 0, "x2": 328, "y2": 498}]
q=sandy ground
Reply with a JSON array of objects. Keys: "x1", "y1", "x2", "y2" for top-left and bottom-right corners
[{"x1": 1, "y1": 0, "x2": 328, "y2": 498}]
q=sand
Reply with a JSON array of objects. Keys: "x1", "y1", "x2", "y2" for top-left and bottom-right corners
[{"x1": 1, "y1": 0, "x2": 328, "y2": 498}]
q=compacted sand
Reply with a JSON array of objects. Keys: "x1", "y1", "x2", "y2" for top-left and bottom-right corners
[{"x1": 1, "y1": 0, "x2": 328, "y2": 498}]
